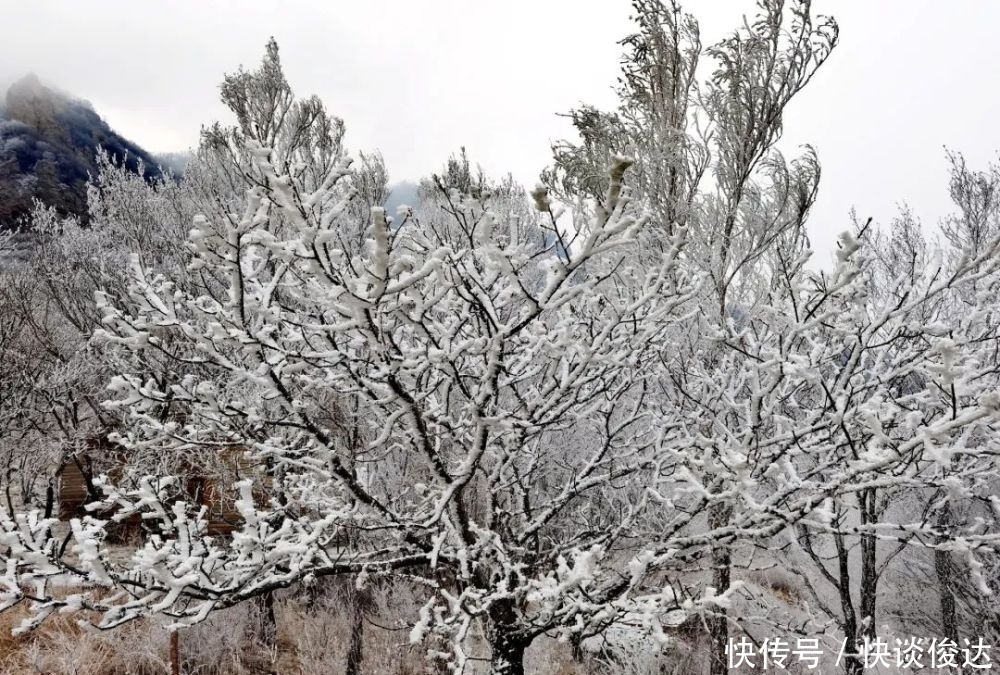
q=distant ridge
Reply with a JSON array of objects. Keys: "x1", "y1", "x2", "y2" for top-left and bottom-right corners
[{"x1": 0, "y1": 74, "x2": 162, "y2": 229}]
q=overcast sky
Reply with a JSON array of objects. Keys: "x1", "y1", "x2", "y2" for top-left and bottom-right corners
[{"x1": 2, "y1": 1, "x2": 999, "y2": 261}]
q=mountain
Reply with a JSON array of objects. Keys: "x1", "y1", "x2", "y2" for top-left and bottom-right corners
[
  {"x1": 384, "y1": 181, "x2": 419, "y2": 221},
  {"x1": 0, "y1": 74, "x2": 162, "y2": 229},
  {"x1": 152, "y1": 151, "x2": 191, "y2": 176}
]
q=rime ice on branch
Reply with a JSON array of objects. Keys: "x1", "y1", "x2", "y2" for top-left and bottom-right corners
[{"x1": 4, "y1": 7, "x2": 1000, "y2": 675}]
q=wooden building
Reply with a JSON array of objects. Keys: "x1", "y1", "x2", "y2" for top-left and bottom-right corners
[{"x1": 58, "y1": 443, "x2": 259, "y2": 538}]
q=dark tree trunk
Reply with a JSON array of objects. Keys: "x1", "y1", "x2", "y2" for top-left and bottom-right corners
[
  {"x1": 936, "y1": 548, "x2": 959, "y2": 639},
  {"x1": 43, "y1": 479, "x2": 54, "y2": 519},
  {"x1": 708, "y1": 502, "x2": 732, "y2": 675},
  {"x1": 345, "y1": 585, "x2": 373, "y2": 675},
  {"x1": 936, "y1": 505, "x2": 959, "y2": 644},
  {"x1": 253, "y1": 590, "x2": 279, "y2": 675},
  {"x1": 834, "y1": 530, "x2": 862, "y2": 675},
  {"x1": 831, "y1": 489, "x2": 880, "y2": 675},
  {"x1": 487, "y1": 600, "x2": 529, "y2": 675},
  {"x1": 858, "y1": 488, "x2": 877, "y2": 645},
  {"x1": 169, "y1": 630, "x2": 180, "y2": 675},
  {"x1": 261, "y1": 589, "x2": 277, "y2": 646},
  {"x1": 489, "y1": 634, "x2": 527, "y2": 675}
]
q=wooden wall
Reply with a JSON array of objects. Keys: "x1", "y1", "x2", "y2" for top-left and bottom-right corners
[{"x1": 58, "y1": 451, "x2": 254, "y2": 537}]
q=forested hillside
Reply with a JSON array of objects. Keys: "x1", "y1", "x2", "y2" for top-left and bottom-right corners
[{"x1": 0, "y1": 74, "x2": 161, "y2": 228}]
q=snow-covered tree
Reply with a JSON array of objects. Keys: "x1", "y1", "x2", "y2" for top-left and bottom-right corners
[
  {"x1": 0, "y1": 40, "x2": 693, "y2": 675},
  {"x1": 5, "y1": 8, "x2": 1000, "y2": 675},
  {"x1": 549, "y1": 3, "x2": 1000, "y2": 675}
]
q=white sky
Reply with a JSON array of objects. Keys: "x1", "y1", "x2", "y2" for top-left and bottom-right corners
[{"x1": 2, "y1": 1, "x2": 999, "y2": 261}]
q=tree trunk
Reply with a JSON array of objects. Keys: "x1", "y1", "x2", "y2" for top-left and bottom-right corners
[
  {"x1": 936, "y1": 548, "x2": 959, "y2": 638},
  {"x1": 858, "y1": 488, "x2": 877, "y2": 645},
  {"x1": 832, "y1": 489, "x2": 880, "y2": 675},
  {"x1": 344, "y1": 585, "x2": 373, "y2": 675},
  {"x1": 261, "y1": 589, "x2": 277, "y2": 646},
  {"x1": 834, "y1": 530, "x2": 862, "y2": 675},
  {"x1": 936, "y1": 505, "x2": 959, "y2": 644},
  {"x1": 487, "y1": 600, "x2": 529, "y2": 675},
  {"x1": 43, "y1": 479, "x2": 54, "y2": 519},
  {"x1": 489, "y1": 633, "x2": 527, "y2": 675},
  {"x1": 169, "y1": 630, "x2": 180, "y2": 675},
  {"x1": 253, "y1": 590, "x2": 278, "y2": 675},
  {"x1": 708, "y1": 502, "x2": 732, "y2": 675}
]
